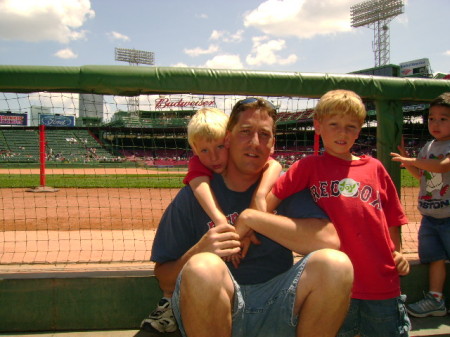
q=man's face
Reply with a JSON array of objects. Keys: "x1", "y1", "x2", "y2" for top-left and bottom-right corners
[{"x1": 224, "y1": 108, "x2": 275, "y2": 176}]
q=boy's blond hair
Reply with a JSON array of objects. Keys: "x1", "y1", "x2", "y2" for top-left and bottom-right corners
[
  {"x1": 187, "y1": 107, "x2": 229, "y2": 151},
  {"x1": 314, "y1": 89, "x2": 366, "y2": 126}
]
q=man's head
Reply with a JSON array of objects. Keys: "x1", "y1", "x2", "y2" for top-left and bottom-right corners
[
  {"x1": 224, "y1": 98, "x2": 277, "y2": 187},
  {"x1": 227, "y1": 97, "x2": 277, "y2": 134},
  {"x1": 187, "y1": 107, "x2": 229, "y2": 174}
]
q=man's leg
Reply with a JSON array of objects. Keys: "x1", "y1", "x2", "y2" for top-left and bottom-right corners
[
  {"x1": 295, "y1": 249, "x2": 353, "y2": 337},
  {"x1": 180, "y1": 252, "x2": 235, "y2": 337}
]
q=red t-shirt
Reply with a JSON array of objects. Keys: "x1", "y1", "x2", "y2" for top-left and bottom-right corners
[
  {"x1": 183, "y1": 155, "x2": 276, "y2": 185},
  {"x1": 183, "y1": 155, "x2": 212, "y2": 185},
  {"x1": 272, "y1": 152, "x2": 408, "y2": 300}
]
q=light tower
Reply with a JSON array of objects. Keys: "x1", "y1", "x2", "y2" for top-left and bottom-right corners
[
  {"x1": 114, "y1": 48, "x2": 154, "y2": 114},
  {"x1": 351, "y1": 0, "x2": 404, "y2": 67}
]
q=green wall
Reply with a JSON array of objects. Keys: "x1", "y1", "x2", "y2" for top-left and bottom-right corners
[
  {"x1": 0, "y1": 274, "x2": 161, "y2": 332},
  {"x1": 0, "y1": 263, "x2": 449, "y2": 333}
]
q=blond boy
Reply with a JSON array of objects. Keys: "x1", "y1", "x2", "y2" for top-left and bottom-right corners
[{"x1": 258, "y1": 90, "x2": 411, "y2": 336}]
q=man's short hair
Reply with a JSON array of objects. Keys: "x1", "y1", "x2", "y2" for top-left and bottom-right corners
[
  {"x1": 227, "y1": 97, "x2": 277, "y2": 133},
  {"x1": 314, "y1": 89, "x2": 366, "y2": 126},
  {"x1": 187, "y1": 108, "x2": 229, "y2": 150}
]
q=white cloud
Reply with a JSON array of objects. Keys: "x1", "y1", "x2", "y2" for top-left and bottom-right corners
[
  {"x1": 204, "y1": 54, "x2": 244, "y2": 69},
  {"x1": 54, "y1": 48, "x2": 77, "y2": 59},
  {"x1": 108, "y1": 31, "x2": 130, "y2": 42},
  {"x1": 0, "y1": 0, "x2": 95, "y2": 43},
  {"x1": 444, "y1": 51, "x2": 450, "y2": 56},
  {"x1": 171, "y1": 62, "x2": 189, "y2": 67},
  {"x1": 244, "y1": 0, "x2": 360, "y2": 39},
  {"x1": 196, "y1": 13, "x2": 208, "y2": 19},
  {"x1": 184, "y1": 44, "x2": 220, "y2": 57},
  {"x1": 246, "y1": 36, "x2": 297, "y2": 66},
  {"x1": 210, "y1": 30, "x2": 244, "y2": 43}
]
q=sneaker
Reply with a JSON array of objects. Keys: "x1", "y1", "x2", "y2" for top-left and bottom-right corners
[
  {"x1": 140, "y1": 297, "x2": 178, "y2": 333},
  {"x1": 406, "y1": 292, "x2": 447, "y2": 318}
]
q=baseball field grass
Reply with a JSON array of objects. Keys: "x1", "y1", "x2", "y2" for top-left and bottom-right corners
[
  {"x1": 0, "y1": 168, "x2": 418, "y2": 188},
  {"x1": 0, "y1": 173, "x2": 185, "y2": 188}
]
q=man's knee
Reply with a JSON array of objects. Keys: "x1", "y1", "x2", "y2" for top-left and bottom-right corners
[
  {"x1": 180, "y1": 252, "x2": 235, "y2": 306},
  {"x1": 181, "y1": 252, "x2": 231, "y2": 291},
  {"x1": 307, "y1": 249, "x2": 354, "y2": 287}
]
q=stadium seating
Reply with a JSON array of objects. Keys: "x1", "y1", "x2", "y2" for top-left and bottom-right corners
[
  {"x1": 0, "y1": 129, "x2": 39, "y2": 163},
  {"x1": 0, "y1": 128, "x2": 120, "y2": 164}
]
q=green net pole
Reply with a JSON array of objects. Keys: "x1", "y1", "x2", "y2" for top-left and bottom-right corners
[{"x1": 375, "y1": 99, "x2": 403, "y2": 194}]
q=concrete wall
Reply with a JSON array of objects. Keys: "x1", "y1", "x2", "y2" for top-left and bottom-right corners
[{"x1": 0, "y1": 263, "x2": 448, "y2": 333}]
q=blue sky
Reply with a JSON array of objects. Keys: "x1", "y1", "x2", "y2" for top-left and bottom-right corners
[{"x1": 0, "y1": 0, "x2": 449, "y2": 75}]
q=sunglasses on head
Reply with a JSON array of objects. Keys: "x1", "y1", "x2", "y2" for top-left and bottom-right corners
[{"x1": 235, "y1": 97, "x2": 276, "y2": 111}]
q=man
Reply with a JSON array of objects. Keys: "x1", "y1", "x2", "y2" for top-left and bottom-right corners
[{"x1": 151, "y1": 97, "x2": 354, "y2": 337}]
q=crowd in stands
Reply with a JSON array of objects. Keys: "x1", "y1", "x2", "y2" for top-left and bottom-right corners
[
  {"x1": 0, "y1": 128, "x2": 431, "y2": 168},
  {"x1": 45, "y1": 146, "x2": 124, "y2": 163},
  {"x1": 0, "y1": 148, "x2": 37, "y2": 161},
  {"x1": 120, "y1": 149, "x2": 190, "y2": 167}
]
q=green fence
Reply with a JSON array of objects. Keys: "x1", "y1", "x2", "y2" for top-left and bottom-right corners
[{"x1": 1, "y1": 65, "x2": 450, "y2": 266}]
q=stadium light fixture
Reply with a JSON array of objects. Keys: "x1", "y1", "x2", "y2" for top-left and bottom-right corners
[
  {"x1": 351, "y1": 0, "x2": 404, "y2": 67},
  {"x1": 115, "y1": 48, "x2": 155, "y2": 66},
  {"x1": 114, "y1": 48, "x2": 155, "y2": 114}
]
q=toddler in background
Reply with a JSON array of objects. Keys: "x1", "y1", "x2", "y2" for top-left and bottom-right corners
[{"x1": 391, "y1": 92, "x2": 450, "y2": 317}]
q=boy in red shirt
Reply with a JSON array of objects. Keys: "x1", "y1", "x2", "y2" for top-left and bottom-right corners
[{"x1": 238, "y1": 90, "x2": 411, "y2": 336}]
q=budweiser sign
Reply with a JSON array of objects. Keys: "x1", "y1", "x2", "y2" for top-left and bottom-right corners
[{"x1": 155, "y1": 97, "x2": 216, "y2": 109}]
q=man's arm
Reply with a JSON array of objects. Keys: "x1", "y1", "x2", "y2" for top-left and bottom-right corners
[
  {"x1": 235, "y1": 208, "x2": 340, "y2": 255},
  {"x1": 154, "y1": 224, "x2": 241, "y2": 294}
]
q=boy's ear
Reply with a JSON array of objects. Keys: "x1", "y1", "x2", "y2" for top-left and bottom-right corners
[{"x1": 313, "y1": 119, "x2": 321, "y2": 135}]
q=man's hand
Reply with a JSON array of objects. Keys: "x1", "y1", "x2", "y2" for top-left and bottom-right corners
[{"x1": 196, "y1": 224, "x2": 241, "y2": 258}]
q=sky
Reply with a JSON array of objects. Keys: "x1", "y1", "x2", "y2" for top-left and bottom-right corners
[{"x1": 0, "y1": 0, "x2": 449, "y2": 76}]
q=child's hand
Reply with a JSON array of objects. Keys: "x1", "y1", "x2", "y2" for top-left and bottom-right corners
[
  {"x1": 390, "y1": 152, "x2": 415, "y2": 168},
  {"x1": 392, "y1": 251, "x2": 410, "y2": 276},
  {"x1": 240, "y1": 231, "x2": 261, "y2": 258},
  {"x1": 391, "y1": 137, "x2": 415, "y2": 167},
  {"x1": 228, "y1": 253, "x2": 243, "y2": 269},
  {"x1": 224, "y1": 231, "x2": 261, "y2": 268}
]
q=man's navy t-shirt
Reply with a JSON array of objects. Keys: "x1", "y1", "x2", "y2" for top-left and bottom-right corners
[{"x1": 151, "y1": 173, "x2": 328, "y2": 285}]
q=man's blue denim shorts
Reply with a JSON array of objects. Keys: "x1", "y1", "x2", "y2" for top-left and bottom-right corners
[
  {"x1": 171, "y1": 254, "x2": 312, "y2": 337},
  {"x1": 418, "y1": 215, "x2": 450, "y2": 263},
  {"x1": 337, "y1": 295, "x2": 411, "y2": 337}
]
